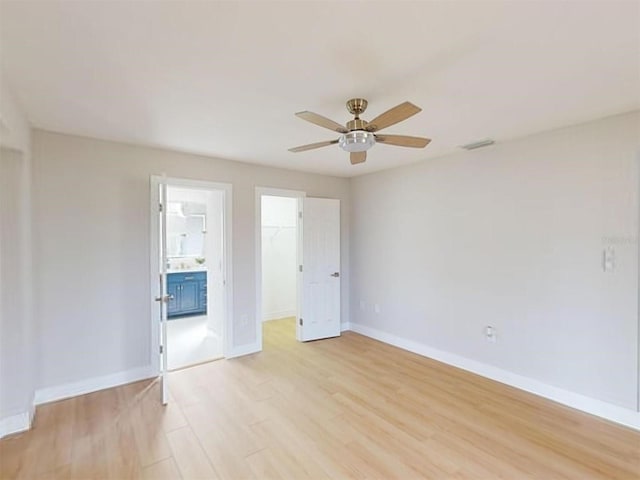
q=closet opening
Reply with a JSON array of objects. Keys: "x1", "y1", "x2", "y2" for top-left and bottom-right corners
[{"x1": 256, "y1": 189, "x2": 304, "y2": 348}]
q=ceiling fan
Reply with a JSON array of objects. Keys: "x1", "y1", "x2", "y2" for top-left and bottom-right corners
[{"x1": 289, "y1": 98, "x2": 431, "y2": 165}]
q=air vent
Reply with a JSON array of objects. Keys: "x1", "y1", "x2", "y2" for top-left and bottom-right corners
[{"x1": 461, "y1": 138, "x2": 495, "y2": 150}]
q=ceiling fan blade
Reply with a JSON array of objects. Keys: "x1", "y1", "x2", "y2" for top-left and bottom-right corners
[
  {"x1": 375, "y1": 134, "x2": 431, "y2": 148},
  {"x1": 366, "y1": 102, "x2": 422, "y2": 132},
  {"x1": 295, "y1": 111, "x2": 348, "y2": 133},
  {"x1": 350, "y1": 151, "x2": 367, "y2": 165},
  {"x1": 288, "y1": 139, "x2": 338, "y2": 153}
]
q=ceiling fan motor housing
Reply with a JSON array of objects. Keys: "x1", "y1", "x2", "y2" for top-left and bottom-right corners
[
  {"x1": 346, "y1": 118, "x2": 368, "y2": 131},
  {"x1": 346, "y1": 98, "x2": 368, "y2": 117}
]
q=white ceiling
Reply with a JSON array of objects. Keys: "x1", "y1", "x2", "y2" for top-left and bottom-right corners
[{"x1": 1, "y1": 1, "x2": 639, "y2": 177}]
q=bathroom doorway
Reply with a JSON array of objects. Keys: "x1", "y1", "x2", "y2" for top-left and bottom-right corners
[
  {"x1": 164, "y1": 186, "x2": 224, "y2": 369},
  {"x1": 150, "y1": 177, "x2": 232, "y2": 382}
]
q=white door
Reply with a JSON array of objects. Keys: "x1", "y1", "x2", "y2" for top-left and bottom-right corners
[
  {"x1": 156, "y1": 180, "x2": 170, "y2": 404},
  {"x1": 207, "y1": 192, "x2": 225, "y2": 338},
  {"x1": 300, "y1": 198, "x2": 341, "y2": 341}
]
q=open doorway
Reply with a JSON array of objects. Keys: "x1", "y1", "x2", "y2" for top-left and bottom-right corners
[
  {"x1": 256, "y1": 188, "x2": 304, "y2": 348},
  {"x1": 165, "y1": 186, "x2": 225, "y2": 369},
  {"x1": 150, "y1": 177, "x2": 232, "y2": 383},
  {"x1": 256, "y1": 188, "x2": 342, "y2": 350},
  {"x1": 261, "y1": 195, "x2": 299, "y2": 338}
]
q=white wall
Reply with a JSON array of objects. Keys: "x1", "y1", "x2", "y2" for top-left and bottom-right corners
[
  {"x1": 261, "y1": 196, "x2": 297, "y2": 321},
  {"x1": 350, "y1": 111, "x2": 639, "y2": 412},
  {"x1": 0, "y1": 79, "x2": 31, "y2": 153},
  {"x1": 0, "y1": 77, "x2": 34, "y2": 437},
  {"x1": 31, "y1": 130, "x2": 350, "y2": 390},
  {"x1": 0, "y1": 149, "x2": 32, "y2": 423}
]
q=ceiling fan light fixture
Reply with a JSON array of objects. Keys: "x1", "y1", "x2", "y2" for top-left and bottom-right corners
[{"x1": 338, "y1": 130, "x2": 376, "y2": 153}]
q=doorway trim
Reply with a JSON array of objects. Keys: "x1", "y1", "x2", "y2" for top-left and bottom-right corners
[
  {"x1": 255, "y1": 187, "x2": 306, "y2": 350},
  {"x1": 150, "y1": 176, "x2": 233, "y2": 375}
]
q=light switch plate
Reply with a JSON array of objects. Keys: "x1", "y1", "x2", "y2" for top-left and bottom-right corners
[{"x1": 603, "y1": 247, "x2": 615, "y2": 272}]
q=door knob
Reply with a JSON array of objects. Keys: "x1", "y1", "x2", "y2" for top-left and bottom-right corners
[
  {"x1": 154, "y1": 294, "x2": 174, "y2": 303},
  {"x1": 330, "y1": 272, "x2": 340, "y2": 278}
]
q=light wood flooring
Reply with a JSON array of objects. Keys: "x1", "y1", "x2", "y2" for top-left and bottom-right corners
[{"x1": 1, "y1": 318, "x2": 639, "y2": 479}]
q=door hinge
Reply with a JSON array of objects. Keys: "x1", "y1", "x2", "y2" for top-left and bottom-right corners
[
  {"x1": 159, "y1": 203, "x2": 164, "y2": 212},
  {"x1": 298, "y1": 211, "x2": 302, "y2": 219},
  {"x1": 159, "y1": 345, "x2": 164, "y2": 354},
  {"x1": 299, "y1": 318, "x2": 303, "y2": 326},
  {"x1": 299, "y1": 265, "x2": 303, "y2": 272}
]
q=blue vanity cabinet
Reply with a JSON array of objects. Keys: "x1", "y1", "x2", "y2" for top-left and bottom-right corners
[
  {"x1": 167, "y1": 282, "x2": 180, "y2": 317},
  {"x1": 167, "y1": 271, "x2": 207, "y2": 318}
]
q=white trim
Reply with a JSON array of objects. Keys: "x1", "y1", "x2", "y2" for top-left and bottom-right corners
[
  {"x1": 226, "y1": 342, "x2": 261, "y2": 359},
  {"x1": 340, "y1": 322, "x2": 351, "y2": 332},
  {"x1": 34, "y1": 366, "x2": 155, "y2": 406},
  {"x1": 149, "y1": 178, "x2": 159, "y2": 373},
  {"x1": 255, "y1": 187, "x2": 306, "y2": 351},
  {"x1": 159, "y1": 176, "x2": 168, "y2": 404},
  {"x1": 636, "y1": 150, "x2": 640, "y2": 413},
  {"x1": 0, "y1": 411, "x2": 31, "y2": 438},
  {"x1": 150, "y1": 176, "x2": 234, "y2": 375},
  {"x1": 28, "y1": 393, "x2": 36, "y2": 426},
  {"x1": 348, "y1": 322, "x2": 640, "y2": 431},
  {"x1": 0, "y1": 392, "x2": 36, "y2": 439},
  {"x1": 262, "y1": 309, "x2": 297, "y2": 321}
]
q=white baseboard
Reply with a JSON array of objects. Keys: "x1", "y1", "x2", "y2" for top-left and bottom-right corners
[
  {"x1": 262, "y1": 309, "x2": 296, "y2": 321},
  {"x1": 341, "y1": 322, "x2": 351, "y2": 332},
  {"x1": 0, "y1": 392, "x2": 37, "y2": 439},
  {"x1": 348, "y1": 322, "x2": 640, "y2": 431},
  {"x1": 0, "y1": 410, "x2": 31, "y2": 438},
  {"x1": 227, "y1": 342, "x2": 261, "y2": 359},
  {"x1": 35, "y1": 365, "x2": 155, "y2": 405},
  {"x1": 28, "y1": 393, "x2": 36, "y2": 425}
]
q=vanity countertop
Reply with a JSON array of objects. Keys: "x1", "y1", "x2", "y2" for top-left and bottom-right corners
[{"x1": 167, "y1": 267, "x2": 207, "y2": 274}]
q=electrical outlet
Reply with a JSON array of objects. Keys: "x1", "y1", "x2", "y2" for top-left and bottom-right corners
[{"x1": 374, "y1": 304, "x2": 381, "y2": 314}]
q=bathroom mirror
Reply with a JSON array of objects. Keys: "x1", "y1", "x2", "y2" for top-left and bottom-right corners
[{"x1": 166, "y1": 201, "x2": 206, "y2": 257}]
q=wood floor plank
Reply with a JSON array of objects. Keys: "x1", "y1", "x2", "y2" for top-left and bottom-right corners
[
  {"x1": 249, "y1": 419, "x2": 332, "y2": 479},
  {"x1": 22, "y1": 399, "x2": 75, "y2": 476},
  {"x1": 166, "y1": 426, "x2": 219, "y2": 479},
  {"x1": 0, "y1": 434, "x2": 30, "y2": 478},
  {"x1": 1, "y1": 317, "x2": 638, "y2": 479},
  {"x1": 121, "y1": 383, "x2": 173, "y2": 467},
  {"x1": 29, "y1": 464, "x2": 72, "y2": 480},
  {"x1": 140, "y1": 458, "x2": 181, "y2": 480}
]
